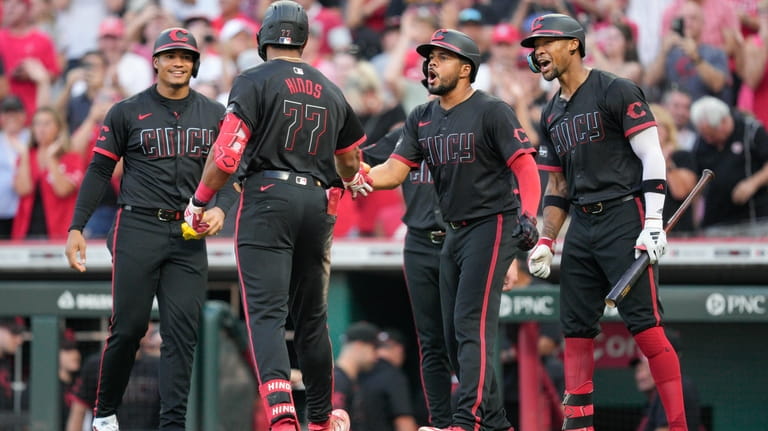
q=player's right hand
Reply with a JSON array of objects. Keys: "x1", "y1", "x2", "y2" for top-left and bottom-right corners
[
  {"x1": 184, "y1": 197, "x2": 209, "y2": 233},
  {"x1": 65, "y1": 230, "x2": 87, "y2": 273},
  {"x1": 527, "y1": 237, "x2": 555, "y2": 279},
  {"x1": 342, "y1": 167, "x2": 374, "y2": 199}
]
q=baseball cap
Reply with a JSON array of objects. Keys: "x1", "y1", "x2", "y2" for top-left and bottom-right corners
[
  {"x1": 458, "y1": 8, "x2": 483, "y2": 25},
  {"x1": 0, "y1": 317, "x2": 26, "y2": 335},
  {"x1": 342, "y1": 321, "x2": 381, "y2": 346},
  {"x1": 220, "y1": 18, "x2": 255, "y2": 42},
  {"x1": 492, "y1": 23, "x2": 521, "y2": 45},
  {"x1": 60, "y1": 328, "x2": 78, "y2": 350},
  {"x1": 377, "y1": 328, "x2": 406, "y2": 347},
  {"x1": 99, "y1": 16, "x2": 125, "y2": 38},
  {"x1": 0, "y1": 95, "x2": 25, "y2": 113}
]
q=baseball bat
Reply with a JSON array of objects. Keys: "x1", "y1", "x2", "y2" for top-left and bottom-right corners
[{"x1": 604, "y1": 169, "x2": 715, "y2": 307}]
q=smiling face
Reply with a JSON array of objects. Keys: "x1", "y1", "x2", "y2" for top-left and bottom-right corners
[
  {"x1": 425, "y1": 47, "x2": 472, "y2": 96},
  {"x1": 153, "y1": 49, "x2": 196, "y2": 89},
  {"x1": 531, "y1": 37, "x2": 580, "y2": 81}
]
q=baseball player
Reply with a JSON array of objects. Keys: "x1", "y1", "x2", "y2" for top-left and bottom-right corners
[
  {"x1": 348, "y1": 29, "x2": 541, "y2": 431},
  {"x1": 184, "y1": 2, "x2": 365, "y2": 431},
  {"x1": 521, "y1": 14, "x2": 688, "y2": 431},
  {"x1": 362, "y1": 127, "x2": 454, "y2": 428},
  {"x1": 64, "y1": 27, "x2": 236, "y2": 431}
]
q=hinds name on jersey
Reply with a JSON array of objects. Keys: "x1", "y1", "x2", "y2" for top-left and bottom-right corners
[{"x1": 284, "y1": 77, "x2": 323, "y2": 99}]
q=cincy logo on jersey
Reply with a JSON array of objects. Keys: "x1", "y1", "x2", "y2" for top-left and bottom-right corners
[
  {"x1": 139, "y1": 127, "x2": 216, "y2": 159},
  {"x1": 419, "y1": 133, "x2": 476, "y2": 166},
  {"x1": 548, "y1": 111, "x2": 606, "y2": 157}
]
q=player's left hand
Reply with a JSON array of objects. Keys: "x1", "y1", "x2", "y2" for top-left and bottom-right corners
[
  {"x1": 503, "y1": 258, "x2": 519, "y2": 291},
  {"x1": 201, "y1": 207, "x2": 225, "y2": 236},
  {"x1": 184, "y1": 197, "x2": 209, "y2": 233},
  {"x1": 342, "y1": 167, "x2": 374, "y2": 199},
  {"x1": 635, "y1": 218, "x2": 667, "y2": 264},
  {"x1": 513, "y1": 212, "x2": 539, "y2": 251}
]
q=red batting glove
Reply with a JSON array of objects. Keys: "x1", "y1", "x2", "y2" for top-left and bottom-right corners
[{"x1": 184, "y1": 197, "x2": 209, "y2": 233}]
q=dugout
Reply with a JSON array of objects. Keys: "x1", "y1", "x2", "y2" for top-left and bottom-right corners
[{"x1": 0, "y1": 238, "x2": 766, "y2": 431}]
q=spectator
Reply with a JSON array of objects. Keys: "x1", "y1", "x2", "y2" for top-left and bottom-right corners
[
  {"x1": 661, "y1": 88, "x2": 698, "y2": 151},
  {"x1": 96, "y1": 16, "x2": 153, "y2": 98},
  {"x1": 211, "y1": 0, "x2": 256, "y2": 35},
  {"x1": 52, "y1": 0, "x2": 107, "y2": 72},
  {"x1": 650, "y1": 104, "x2": 698, "y2": 236},
  {"x1": 160, "y1": 0, "x2": 220, "y2": 23},
  {"x1": 626, "y1": 0, "x2": 676, "y2": 67},
  {"x1": 633, "y1": 329, "x2": 702, "y2": 431},
  {"x1": 55, "y1": 50, "x2": 110, "y2": 137},
  {"x1": 510, "y1": 0, "x2": 573, "y2": 36},
  {"x1": 344, "y1": 0, "x2": 389, "y2": 59},
  {"x1": 59, "y1": 331, "x2": 82, "y2": 428},
  {"x1": 457, "y1": 8, "x2": 490, "y2": 63},
  {"x1": 0, "y1": 317, "x2": 26, "y2": 413},
  {"x1": 650, "y1": 104, "x2": 699, "y2": 235},
  {"x1": 12, "y1": 106, "x2": 84, "y2": 240},
  {"x1": 0, "y1": 0, "x2": 61, "y2": 122},
  {"x1": 184, "y1": 15, "x2": 226, "y2": 93},
  {"x1": 645, "y1": 0, "x2": 733, "y2": 104},
  {"x1": 586, "y1": 19, "x2": 644, "y2": 85},
  {"x1": 690, "y1": 96, "x2": 768, "y2": 231},
  {"x1": 0, "y1": 96, "x2": 29, "y2": 239},
  {"x1": 737, "y1": 3, "x2": 768, "y2": 128},
  {"x1": 293, "y1": 0, "x2": 345, "y2": 58},
  {"x1": 66, "y1": 324, "x2": 162, "y2": 431},
  {"x1": 333, "y1": 321, "x2": 381, "y2": 430},
  {"x1": 660, "y1": 0, "x2": 740, "y2": 56},
  {"x1": 358, "y1": 329, "x2": 419, "y2": 431},
  {"x1": 217, "y1": 17, "x2": 262, "y2": 90}
]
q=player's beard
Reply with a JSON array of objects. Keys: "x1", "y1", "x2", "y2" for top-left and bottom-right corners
[
  {"x1": 542, "y1": 65, "x2": 561, "y2": 82},
  {"x1": 428, "y1": 73, "x2": 459, "y2": 96}
]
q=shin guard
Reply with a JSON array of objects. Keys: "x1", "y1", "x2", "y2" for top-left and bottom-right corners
[{"x1": 259, "y1": 379, "x2": 299, "y2": 431}]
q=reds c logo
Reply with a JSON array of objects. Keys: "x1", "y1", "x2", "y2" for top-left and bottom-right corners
[
  {"x1": 169, "y1": 29, "x2": 189, "y2": 42},
  {"x1": 626, "y1": 102, "x2": 646, "y2": 119},
  {"x1": 513, "y1": 128, "x2": 530, "y2": 144},
  {"x1": 531, "y1": 16, "x2": 544, "y2": 32},
  {"x1": 431, "y1": 29, "x2": 448, "y2": 41}
]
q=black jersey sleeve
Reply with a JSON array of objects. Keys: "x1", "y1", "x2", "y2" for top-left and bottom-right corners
[
  {"x1": 226, "y1": 74, "x2": 262, "y2": 134},
  {"x1": 361, "y1": 127, "x2": 402, "y2": 166},
  {"x1": 486, "y1": 101, "x2": 536, "y2": 164},
  {"x1": 603, "y1": 78, "x2": 656, "y2": 138},
  {"x1": 335, "y1": 99, "x2": 367, "y2": 154},
  {"x1": 391, "y1": 107, "x2": 425, "y2": 168},
  {"x1": 536, "y1": 101, "x2": 562, "y2": 171},
  {"x1": 69, "y1": 153, "x2": 118, "y2": 231},
  {"x1": 94, "y1": 103, "x2": 129, "y2": 159}
]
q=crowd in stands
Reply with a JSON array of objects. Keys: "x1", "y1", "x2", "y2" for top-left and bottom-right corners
[{"x1": 1, "y1": 0, "x2": 767, "y2": 241}]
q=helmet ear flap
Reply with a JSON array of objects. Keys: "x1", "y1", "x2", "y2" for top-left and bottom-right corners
[
  {"x1": 192, "y1": 57, "x2": 200, "y2": 78},
  {"x1": 527, "y1": 52, "x2": 540, "y2": 73}
]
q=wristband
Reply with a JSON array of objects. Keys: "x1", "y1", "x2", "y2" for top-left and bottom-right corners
[
  {"x1": 642, "y1": 179, "x2": 667, "y2": 195},
  {"x1": 194, "y1": 182, "x2": 216, "y2": 206},
  {"x1": 537, "y1": 236, "x2": 555, "y2": 252},
  {"x1": 543, "y1": 195, "x2": 570, "y2": 212}
]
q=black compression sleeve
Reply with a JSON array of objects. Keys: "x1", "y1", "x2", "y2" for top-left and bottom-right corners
[
  {"x1": 68, "y1": 153, "x2": 118, "y2": 231},
  {"x1": 210, "y1": 175, "x2": 240, "y2": 216}
]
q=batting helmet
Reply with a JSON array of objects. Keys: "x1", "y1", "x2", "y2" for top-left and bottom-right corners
[
  {"x1": 417, "y1": 29, "x2": 481, "y2": 83},
  {"x1": 258, "y1": 0, "x2": 309, "y2": 61},
  {"x1": 520, "y1": 14, "x2": 586, "y2": 58},
  {"x1": 152, "y1": 27, "x2": 200, "y2": 77}
]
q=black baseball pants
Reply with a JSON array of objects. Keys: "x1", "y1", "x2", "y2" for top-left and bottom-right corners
[
  {"x1": 97, "y1": 208, "x2": 207, "y2": 430},
  {"x1": 236, "y1": 173, "x2": 336, "y2": 425},
  {"x1": 440, "y1": 213, "x2": 518, "y2": 431},
  {"x1": 403, "y1": 228, "x2": 453, "y2": 427}
]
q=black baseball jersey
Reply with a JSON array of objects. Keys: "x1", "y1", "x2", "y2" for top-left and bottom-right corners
[
  {"x1": 362, "y1": 128, "x2": 444, "y2": 230},
  {"x1": 392, "y1": 91, "x2": 535, "y2": 222},
  {"x1": 227, "y1": 59, "x2": 366, "y2": 187},
  {"x1": 537, "y1": 70, "x2": 656, "y2": 205},
  {"x1": 93, "y1": 85, "x2": 225, "y2": 209}
]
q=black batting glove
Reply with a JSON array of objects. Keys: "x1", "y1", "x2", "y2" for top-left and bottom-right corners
[{"x1": 514, "y1": 212, "x2": 539, "y2": 251}]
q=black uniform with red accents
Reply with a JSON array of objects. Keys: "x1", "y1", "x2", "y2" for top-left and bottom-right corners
[
  {"x1": 225, "y1": 58, "x2": 365, "y2": 425},
  {"x1": 536, "y1": 69, "x2": 662, "y2": 337},
  {"x1": 392, "y1": 91, "x2": 536, "y2": 431},
  {"x1": 68, "y1": 84, "x2": 230, "y2": 427},
  {"x1": 363, "y1": 129, "x2": 453, "y2": 427}
]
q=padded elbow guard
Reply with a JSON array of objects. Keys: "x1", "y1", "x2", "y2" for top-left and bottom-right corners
[{"x1": 213, "y1": 112, "x2": 251, "y2": 174}]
